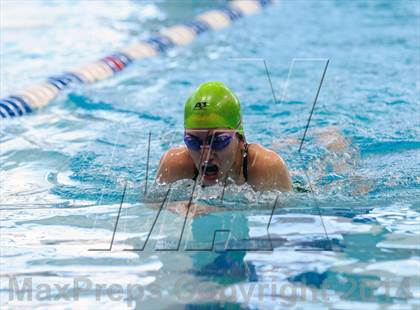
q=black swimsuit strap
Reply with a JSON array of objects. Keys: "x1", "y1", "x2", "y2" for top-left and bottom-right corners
[
  {"x1": 243, "y1": 142, "x2": 249, "y2": 182},
  {"x1": 191, "y1": 143, "x2": 249, "y2": 182},
  {"x1": 192, "y1": 166, "x2": 199, "y2": 181}
]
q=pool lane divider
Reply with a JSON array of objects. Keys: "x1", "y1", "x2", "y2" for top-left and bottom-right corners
[{"x1": 0, "y1": 0, "x2": 272, "y2": 119}]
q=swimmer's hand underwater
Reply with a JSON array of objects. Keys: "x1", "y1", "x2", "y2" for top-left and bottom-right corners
[
  {"x1": 146, "y1": 200, "x2": 223, "y2": 218},
  {"x1": 156, "y1": 82, "x2": 292, "y2": 192}
]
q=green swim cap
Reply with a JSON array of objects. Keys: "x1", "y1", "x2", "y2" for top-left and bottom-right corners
[{"x1": 184, "y1": 81, "x2": 244, "y2": 137}]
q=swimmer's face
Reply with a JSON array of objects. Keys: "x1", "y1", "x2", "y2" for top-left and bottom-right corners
[{"x1": 184, "y1": 128, "x2": 241, "y2": 186}]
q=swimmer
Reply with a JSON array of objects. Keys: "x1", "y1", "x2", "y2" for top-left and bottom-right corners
[{"x1": 157, "y1": 81, "x2": 292, "y2": 192}]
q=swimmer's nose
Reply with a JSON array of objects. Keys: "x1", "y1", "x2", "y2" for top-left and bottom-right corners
[{"x1": 201, "y1": 145, "x2": 213, "y2": 161}]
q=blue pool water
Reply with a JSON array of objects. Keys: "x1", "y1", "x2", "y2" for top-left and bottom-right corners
[{"x1": 1, "y1": 0, "x2": 419, "y2": 309}]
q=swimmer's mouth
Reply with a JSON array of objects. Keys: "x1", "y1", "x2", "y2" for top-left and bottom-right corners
[{"x1": 201, "y1": 162, "x2": 219, "y2": 177}]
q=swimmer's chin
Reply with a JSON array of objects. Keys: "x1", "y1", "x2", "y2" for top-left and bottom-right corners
[
  {"x1": 200, "y1": 180, "x2": 217, "y2": 187},
  {"x1": 201, "y1": 173, "x2": 220, "y2": 186}
]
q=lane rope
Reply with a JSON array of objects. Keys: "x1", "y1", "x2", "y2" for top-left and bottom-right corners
[{"x1": 0, "y1": 0, "x2": 272, "y2": 119}]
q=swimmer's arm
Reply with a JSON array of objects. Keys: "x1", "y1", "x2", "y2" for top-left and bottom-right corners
[
  {"x1": 145, "y1": 200, "x2": 223, "y2": 218},
  {"x1": 248, "y1": 150, "x2": 292, "y2": 192},
  {"x1": 156, "y1": 146, "x2": 195, "y2": 183},
  {"x1": 271, "y1": 155, "x2": 293, "y2": 191}
]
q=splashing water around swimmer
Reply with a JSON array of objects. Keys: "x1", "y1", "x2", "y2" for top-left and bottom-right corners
[{"x1": 1, "y1": 1, "x2": 419, "y2": 309}]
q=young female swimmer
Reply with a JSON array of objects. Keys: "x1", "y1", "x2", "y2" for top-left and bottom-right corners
[{"x1": 156, "y1": 81, "x2": 292, "y2": 192}]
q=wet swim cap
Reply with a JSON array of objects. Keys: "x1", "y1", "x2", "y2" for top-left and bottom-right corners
[{"x1": 184, "y1": 81, "x2": 244, "y2": 137}]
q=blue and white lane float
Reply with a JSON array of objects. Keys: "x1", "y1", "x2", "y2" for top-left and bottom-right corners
[{"x1": 0, "y1": 0, "x2": 272, "y2": 119}]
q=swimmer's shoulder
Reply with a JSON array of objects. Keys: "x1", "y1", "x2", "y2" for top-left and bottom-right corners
[
  {"x1": 157, "y1": 146, "x2": 195, "y2": 183},
  {"x1": 247, "y1": 143, "x2": 284, "y2": 167},
  {"x1": 246, "y1": 143, "x2": 292, "y2": 191}
]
